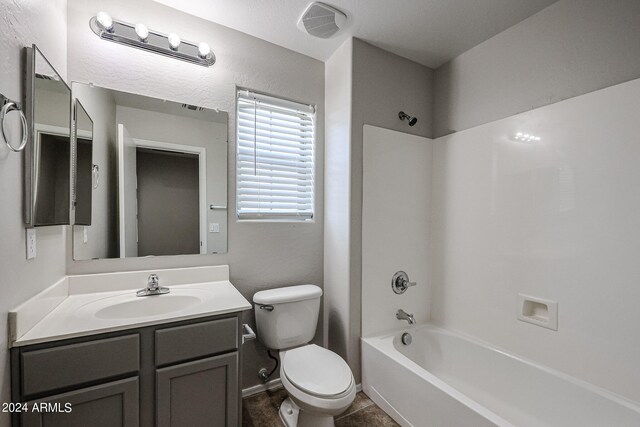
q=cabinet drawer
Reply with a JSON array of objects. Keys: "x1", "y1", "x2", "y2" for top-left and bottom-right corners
[
  {"x1": 21, "y1": 335, "x2": 140, "y2": 397},
  {"x1": 155, "y1": 318, "x2": 237, "y2": 366}
]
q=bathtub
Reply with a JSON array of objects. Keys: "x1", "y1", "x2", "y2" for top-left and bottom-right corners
[{"x1": 362, "y1": 324, "x2": 640, "y2": 426}]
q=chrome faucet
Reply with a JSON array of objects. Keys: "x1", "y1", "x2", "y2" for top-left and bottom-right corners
[
  {"x1": 396, "y1": 309, "x2": 416, "y2": 325},
  {"x1": 136, "y1": 274, "x2": 170, "y2": 297}
]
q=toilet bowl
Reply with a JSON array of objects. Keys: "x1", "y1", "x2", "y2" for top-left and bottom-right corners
[
  {"x1": 279, "y1": 344, "x2": 356, "y2": 427},
  {"x1": 253, "y1": 285, "x2": 356, "y2": 426}
]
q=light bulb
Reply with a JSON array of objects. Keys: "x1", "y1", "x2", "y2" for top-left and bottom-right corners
[
  {"x1": 135, "y1": 23, "x2": 149, "y2": 42},
  {"x1": 168, "y1": 33, "x2": 181, "y2": 50},
  {"x1": 96, "y1": 11, "x2": 113, "y2": 32},
  {"x1": 197, "y1": 42, "x2": 211, "y2": 59}
]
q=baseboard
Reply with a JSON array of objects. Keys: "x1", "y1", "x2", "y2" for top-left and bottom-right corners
[
  {"x1": 356, "y1": 383, "x2": 362, "y2": 392},
  {"x1": 242, "y1": 378, "x2": 283, "y2": 398}
]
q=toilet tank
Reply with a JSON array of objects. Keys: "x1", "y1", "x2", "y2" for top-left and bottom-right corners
[{"x1": 253, "y1": 285, "x2": 322, "y2": 350}]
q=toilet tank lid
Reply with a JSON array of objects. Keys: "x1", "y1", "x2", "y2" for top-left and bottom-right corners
[{"x1": 253, "y1": 284, "x2": 322, "y2": 305}]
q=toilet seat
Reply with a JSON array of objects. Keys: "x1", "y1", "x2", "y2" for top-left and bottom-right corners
[{"x1": 282, "y1": 344, "x2": 353, "y2": 398}]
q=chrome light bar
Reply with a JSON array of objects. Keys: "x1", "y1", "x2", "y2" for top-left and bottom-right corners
[{"x1": 89, "y1": 12, "x2": 215, "y2": 67}]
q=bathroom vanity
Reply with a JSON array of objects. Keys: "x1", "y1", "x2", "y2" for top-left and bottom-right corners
[{"x1": 9, "y1": 266, "x2": 251, "y2": 427}]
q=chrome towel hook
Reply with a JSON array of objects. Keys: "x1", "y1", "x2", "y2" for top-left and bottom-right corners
[{"x1": 0, "y1": 94, "x2": 28, "y2": 153}]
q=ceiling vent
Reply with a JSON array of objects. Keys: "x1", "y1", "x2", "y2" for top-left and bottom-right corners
[{"x1": 297, "y1": 2, "x2": 347, "y2": 39}]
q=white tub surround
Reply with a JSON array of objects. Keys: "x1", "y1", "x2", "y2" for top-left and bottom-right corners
[
  {"x1": 431, "y1": 76, "x2": 640, "y2": 403},
  {"x1": 362, "y1": 125, "x2": 433, "y2": 337},
  {"x1": 362, "y1": 324, "x2": 640, "y2": 427},
  {"x1": 9, "y1": 265, "x2": 251, "y2": 347}
]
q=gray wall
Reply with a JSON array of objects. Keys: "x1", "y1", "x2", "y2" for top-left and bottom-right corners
[
  {"x1": 433, "y1": 0, "x2": 640, "y2": 137},
  {"x1": 324, "y1": 38, "x2": 353, "y2": 368},
  {"x1": 65, "y1": 0, "x2": 324, "y2": 389},
  {"x1": 324, "y1": 38, "x2": 434, "y2": 382},
  {"x1": 0, "y1": 1, "x2": 68, "y2": 425},
  {"x1": 350, "y1": 39, "x2": 433, "y2": 381}
]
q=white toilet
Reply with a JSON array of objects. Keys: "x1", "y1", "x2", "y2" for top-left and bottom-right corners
[{"x1": 253, "y1": 285, "x2": 356, "y2": 427}]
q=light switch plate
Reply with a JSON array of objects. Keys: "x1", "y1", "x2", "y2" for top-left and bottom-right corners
[{"x1": 26, "y1": 228, "x2": 36, "y2": 259}]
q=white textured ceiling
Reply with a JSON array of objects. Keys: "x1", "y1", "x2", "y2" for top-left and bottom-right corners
[{"x1": 152, "y1": 0, "x2": 558, "y2": 68}]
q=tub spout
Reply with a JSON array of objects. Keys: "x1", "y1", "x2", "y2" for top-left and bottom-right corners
[{"x1": 396, "y1": 309, "x2": 416, "y2": 325}]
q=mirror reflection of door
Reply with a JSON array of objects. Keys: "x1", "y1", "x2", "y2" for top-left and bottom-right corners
[
  {"x1": 33, "y1": 131, "x2": 70, "y2": 225},
  {"x1": 117, "y1": 124, "x2": 138, "y2": 258},
  {"x1": 118, "y1": 124, "x2": 205, "y2": 258},
  {"x1": 136, "y1": 148, "x2": 200, "y2": 256},
  {"x1": 75, "y1": 139, "x2": 93, "y2": 225}
]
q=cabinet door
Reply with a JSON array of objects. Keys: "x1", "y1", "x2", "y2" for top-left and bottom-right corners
[
  {"x1": 22, "y1": 377, "x2": 139, "y2": 427},
  {"x1": 156, "y1": 353, "x2": 238, "y2": 427}
]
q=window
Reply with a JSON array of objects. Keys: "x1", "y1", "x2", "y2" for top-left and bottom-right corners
[{"x1": 236, "y1": 89, "x2": 315, "y2": 221}]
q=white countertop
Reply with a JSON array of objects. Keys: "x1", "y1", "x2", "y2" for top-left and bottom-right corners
[{"x1": 9, "y1": 266, "x2": 252, "y2": 347}]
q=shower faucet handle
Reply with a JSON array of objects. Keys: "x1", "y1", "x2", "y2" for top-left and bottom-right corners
[{"x1": 391, "y1": 271, "x2": 416, "y2": 294}]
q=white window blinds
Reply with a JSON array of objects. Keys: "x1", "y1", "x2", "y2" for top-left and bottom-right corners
[{"x1": 236, "y1": 90, "x2": 315, "y2": 221}]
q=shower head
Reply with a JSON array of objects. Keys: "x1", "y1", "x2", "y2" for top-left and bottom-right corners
[{"x1": 399, "y1": 111, "x2": 417, "y2": 126}]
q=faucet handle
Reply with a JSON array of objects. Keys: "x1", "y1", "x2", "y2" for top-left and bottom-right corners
[
  {"x1": 137, "y1": 274, "x2": 169, "y2": 297},
  {"x1": 392, "y1": 271, "x2": 416, "y2": 294}
]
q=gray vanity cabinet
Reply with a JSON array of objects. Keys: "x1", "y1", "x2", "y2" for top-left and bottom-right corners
[{"x1": 11, "y1": 313, "x2": 243, "y2": 427}]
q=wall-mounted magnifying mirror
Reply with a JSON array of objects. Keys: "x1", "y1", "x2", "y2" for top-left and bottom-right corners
[
  {"x1": 71, "y1": 82, "x2": 228, "y2": 260},
  {"x1": 24, "y1": 45, "x2": 72, "y2": 227}
]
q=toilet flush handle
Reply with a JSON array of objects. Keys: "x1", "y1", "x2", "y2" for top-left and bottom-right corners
[{"x1": 259, "y1": 304, "x2": 274, "y2": 311}]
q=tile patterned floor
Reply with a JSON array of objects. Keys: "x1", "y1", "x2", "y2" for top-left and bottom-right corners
[{"x1": 242, "y1": 388, "x2": 399, "y2": 427}]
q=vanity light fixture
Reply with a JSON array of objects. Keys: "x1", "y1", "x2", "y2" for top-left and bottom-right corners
[{"x1": 89, "y1": 12, "x2": 215, "y2": 67}]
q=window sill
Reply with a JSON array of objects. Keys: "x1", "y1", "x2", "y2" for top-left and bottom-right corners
[{"x1": 236, "y1": 218, "x2": 315, "y2": 224}]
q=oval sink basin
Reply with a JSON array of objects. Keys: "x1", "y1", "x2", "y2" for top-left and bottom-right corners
[
  {"x1": 74, "y1": 288, "x2": 216, "y2": 321},
  {"x1": 94, "y1": 295, "x2": 202, "y2": 319}
]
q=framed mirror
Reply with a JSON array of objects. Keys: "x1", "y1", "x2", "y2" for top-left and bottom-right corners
[
  {"x1": 71, "y1": 82, "x2": 228, "y2": 260},
  {"x1": 24, "y1": 45, "x2": 72, "y2": 227}
]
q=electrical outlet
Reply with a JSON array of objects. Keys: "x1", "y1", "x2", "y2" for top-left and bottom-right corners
[
  {"x1": 209, "y1": 223, "x2": 220, "y2": 233},
  {"x1": 26, "y1": 228, "x2": 36, "y2": 260}
]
